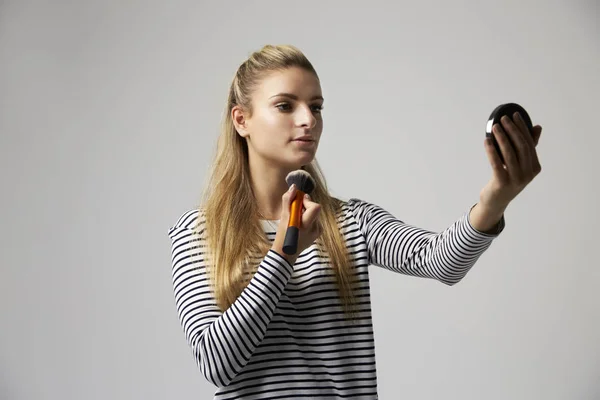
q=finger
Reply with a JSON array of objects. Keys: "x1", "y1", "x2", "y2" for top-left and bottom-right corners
[
  {"x1": 513, "y1": 112, "x2": 536, "y2": 152},
  {"x1": 501, "y1": 115, "x2": 530, "y2": 170},
  {"x1": 484, "y1": 137, "x2": 509, "y2": 182},
  {"x1": 281, "y1": 184, "x2": 297, "y2": 215},
  {"x1": 301, "y1": 201, "x2": 321, "y2": 227},
  {"x1": 511, "y1": 112, "x2": 535, "y2": 175},
  {"x1": 284, "y1": 184, "x2": 296, "y2": 200},
  {"x1": 493, "y1": 123, "x2": 523, "y2": 180},
  {"x1": 514, "y1": 115, "x2": 542, "y2": 177},
  {"x1": 303, "y1": 193, "x2": 315, "y2": 205},
  {"x1": 302, "y1": 193, "x2": 311, "y2": 211},
  {"x1": 302, "y1": 194, "x2": 319, "y2": 212}
]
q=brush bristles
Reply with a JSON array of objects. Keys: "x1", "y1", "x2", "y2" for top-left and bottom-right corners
[{"x1": 285, "y1": 170, "x2": 316, "y2": 194}]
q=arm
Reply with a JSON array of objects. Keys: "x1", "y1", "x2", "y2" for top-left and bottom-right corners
[
  {"x1": 468, "y1": 201, "x2": 506, "y2": 234},
  {"x1": 168, "y1": 214, "x2": 294, "y2": 387},
  {"x1": 347, "y1": 198, "x2": 505, "y2": 285}
]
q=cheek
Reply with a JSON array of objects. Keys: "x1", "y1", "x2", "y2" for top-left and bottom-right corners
[
  {"x1": 254, "y1": 110, "x2": 293, "y2": 137},
  {"x1": 316, "y1": 118, "x2": 324, "y2": 131},
  {"x1": 264, "y1": 110, "x2": 294, "y2": 130},
  {"x1": 249, "y1": 111, "x2": 291, "y2": 148},
  {"x1": 312, "y1": 119, "x2": 324, "y2": 139}
]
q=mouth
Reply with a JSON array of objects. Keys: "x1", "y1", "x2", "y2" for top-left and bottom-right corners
[
  {"x1": 292, "y1": 139, "x2": 316, "y2": 147},
  {"x1": 292, "y1": 135, "x2": 315, "y2": 143}
]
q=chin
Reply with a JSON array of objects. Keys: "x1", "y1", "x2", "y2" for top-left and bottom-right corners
[{"x1": 283, "y1": 154, "x2": 315, "y2": 170}]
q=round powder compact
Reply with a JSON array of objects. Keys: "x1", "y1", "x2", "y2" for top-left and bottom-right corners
[{"x1": 486, "y1": 103, "x2": 534, "y2": 164}]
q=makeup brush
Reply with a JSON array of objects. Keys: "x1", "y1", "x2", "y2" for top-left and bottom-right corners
[{"x1": 283, "y1": 169, "x2": 316, "y2": 255}]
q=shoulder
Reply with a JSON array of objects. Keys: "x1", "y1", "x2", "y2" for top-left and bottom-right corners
[
  {"x1": 344, "y1": 197, "x2": 385, "y2": 216},
  {"x1": 168, "y1": 207, "x2": 206, "y2": 238},
  {"x1": 343, "y1": 197, "x2": 403, "y2": 228},
  {"x1": 338, "y1": 197, "x2": 386, "y2": 225},
  {"x1": 345, "y1": 197, "x2": 370, "y2": 208}
]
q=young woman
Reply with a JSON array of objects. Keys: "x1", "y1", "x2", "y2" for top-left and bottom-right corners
[{"x1": 168, "y1": 45, "x2": 542, "y2": 399}]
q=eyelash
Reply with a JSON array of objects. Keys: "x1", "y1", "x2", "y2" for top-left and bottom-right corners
[{"x1": 275, "y1": 103, "x2": 324, "y2": 113}]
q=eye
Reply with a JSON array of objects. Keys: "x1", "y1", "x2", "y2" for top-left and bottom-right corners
[
  {"x1": 275, "y1": 103, "x2": 292, "y2": 112},
  {"x1": 275, "y1": 102, "x2": 324, "y2": 113}
]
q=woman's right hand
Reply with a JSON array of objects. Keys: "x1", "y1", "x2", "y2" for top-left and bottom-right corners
[{"x1": 271, "y1": 184, "x2": 322, "y2": 263}]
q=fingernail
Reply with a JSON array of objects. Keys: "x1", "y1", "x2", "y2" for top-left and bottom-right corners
[
  {"x1": 288, "y1": 184, "x2": 295, "y2": 192},
  {"x1": 515, "y1": 112, "x2": 521, "y2": 121}
]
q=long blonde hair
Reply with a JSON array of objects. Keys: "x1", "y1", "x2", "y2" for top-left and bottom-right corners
[{"x1": 198, "y1": 44, "x2": 359, "y2": 320}]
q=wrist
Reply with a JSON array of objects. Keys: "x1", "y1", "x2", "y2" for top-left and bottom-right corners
[
  {"x1": 270, "y1": 245, "x2": 298, "y2": 265},
  {"x1": 469, "y1": 202, "x2": 506, "y2": 233}
]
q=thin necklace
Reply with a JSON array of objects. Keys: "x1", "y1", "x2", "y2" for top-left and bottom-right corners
[
  {"x1": 258, "y1": 211, "x2": 278, "y2": 232},
  {"x1": 265, "y1": 220, "x2": 277, "y2": 232}
]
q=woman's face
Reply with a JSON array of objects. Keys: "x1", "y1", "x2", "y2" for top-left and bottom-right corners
[{"x1": 234, "y1": 66, "x2": 324, "y2": 169}]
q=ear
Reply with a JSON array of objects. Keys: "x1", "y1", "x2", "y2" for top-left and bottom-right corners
[{"x1": 232, "y1": 105, "x2": 249, "y2": 138}]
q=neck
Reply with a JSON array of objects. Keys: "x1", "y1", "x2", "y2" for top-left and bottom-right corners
[{"x1": 249, "y1": 156, "x2": 298, "y2": 220}]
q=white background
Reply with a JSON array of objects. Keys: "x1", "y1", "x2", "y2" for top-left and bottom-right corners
[{"x1": 1, "y1": 1, "x2": 598, "y2": 399}]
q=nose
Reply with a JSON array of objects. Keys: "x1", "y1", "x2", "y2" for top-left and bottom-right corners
[{"x1": 295, "y1": 105, "x2": 317, "y2": 129}]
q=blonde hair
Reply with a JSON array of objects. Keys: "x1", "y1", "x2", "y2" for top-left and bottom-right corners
[{"x1": 198, "y1": 44, "x2": 359, "y2": 320}]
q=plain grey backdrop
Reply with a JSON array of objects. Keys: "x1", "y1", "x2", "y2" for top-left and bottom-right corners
[{"x1": 1, "y1": 1, "x2": 598, "y2": 399}]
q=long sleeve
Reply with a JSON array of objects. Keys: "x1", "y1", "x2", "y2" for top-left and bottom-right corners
[
  {"x1": 167, "y1": 211, "x2": 294, "y2": 388},
  {"x1": 347, "y1": 198, "x2": 505, "y2": 285}
]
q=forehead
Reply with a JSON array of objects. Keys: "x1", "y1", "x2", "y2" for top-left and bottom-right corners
[{"x1": 254, "y1": 67, "x2": 322, "y2": 100}]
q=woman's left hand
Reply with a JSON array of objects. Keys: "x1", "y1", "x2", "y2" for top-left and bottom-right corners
[{"x1": 480, "y1": 112, "x2": 543, "y2": 212}]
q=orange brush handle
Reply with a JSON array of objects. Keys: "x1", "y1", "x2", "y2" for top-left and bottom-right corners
[{"x1": 288, "y1": 191, "x2": 305, "y2": 228}]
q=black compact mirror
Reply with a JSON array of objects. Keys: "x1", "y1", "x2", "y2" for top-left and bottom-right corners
[{"x1": 486, "y1": 103, "x2": 533, "y2": 164}]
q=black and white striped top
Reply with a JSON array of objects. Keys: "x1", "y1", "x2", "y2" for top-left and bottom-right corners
[{"x1": 167, "y1": 198, "x2": 504, "y2": 399}]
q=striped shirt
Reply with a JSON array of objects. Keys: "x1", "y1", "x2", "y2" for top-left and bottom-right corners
[{"x1": 167, "y1": 198, "x2": 504, "y2": 399}]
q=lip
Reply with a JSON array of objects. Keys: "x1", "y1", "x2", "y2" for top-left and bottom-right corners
[
  {"x1": 293, "y1": 136, "x2": 315, "y2": 142},
  {"x1": 293, "y1": 139, "x2": 316, "y2": 146}
]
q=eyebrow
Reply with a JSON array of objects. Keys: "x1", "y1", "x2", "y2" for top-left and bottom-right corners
[{"x1": 269, "y1": 93, "x2": 324, "y2": 101}]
